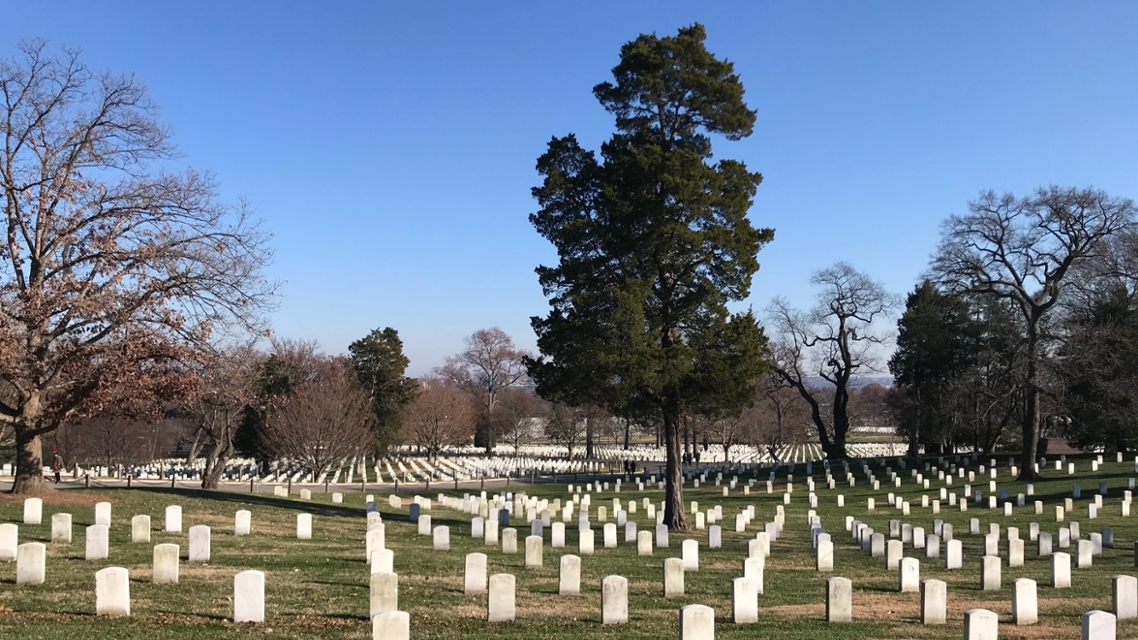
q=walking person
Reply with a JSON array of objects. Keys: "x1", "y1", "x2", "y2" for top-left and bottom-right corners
[{"x1": 51, "y1": 448, "x2": 63, "y2": 484}]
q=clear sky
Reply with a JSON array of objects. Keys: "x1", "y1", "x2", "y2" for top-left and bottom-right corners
[{"x1": 4, "y1": 2, "x2": 1137, "y2": 375}]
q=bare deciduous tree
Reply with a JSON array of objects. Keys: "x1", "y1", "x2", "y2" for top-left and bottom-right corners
[
  {"x1": 400, "y1": 379, "x2": 477, "y2": 461},
  {"x1": 183, "y1": 343, "x2": 261, "y2": 489},
  {"x1": 544, "y1": 401, "x2": 588, "y2": 459},
  {"x1": 749, "y1": 372, "x2": 811, "y2": 459},
  {"x1": 494, "y1": 389, "x2": 547, "y2": 458},
  {"x1": 436, "y1": 327, "x2": 529, "y2": 452},
  {"x1": 766, "y1": 262, "x2": 898, "y2": 459},
  {"x1": 0, "y1": 41, "x2": 275, "y2": 493},
  {"x1": 263, "y1": 362, "x2": 372, "y2": 480},
  {"x1": 931, "y1": 187, "x2": 1135, "y2": 479},
  {"x1": 55, "y1": 413, "x2": 176, "y2": 472}
]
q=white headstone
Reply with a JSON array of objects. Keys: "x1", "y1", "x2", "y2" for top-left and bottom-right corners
[
  {"x1": 85, "y1": 524, "x2": 109, "y2": 560},
  {"x1": 131, "y1": 515, "x2": 150, "y2": 544},
  {"x1": 1012, "y1": 578, "x2": 1038, "y2": 625},
  {"x1": 1113, "y1": 575, "x2": 1138, "y2": 621},
  {"x1": 433, "y1": 525, "x2": 450, "y2": 550},
  {"x1": 637, "y1": 530, "x2": 654, "y2": 556},
  {"x1": 559, "y1": 554, "x2": 581, "y2": 595},
  {"x1": 964, "y1": 608, "x2": 998, "y2": 640},
  {"x1": 946, "y1": 539, "x2": 963, "y2": 569},
  {"x1": 16, "y1": 542, "x2": 45, "y2": 585},
  {"x1": 1053, "y1": 552, "x2": 1072, "y2": 588},
  {"x1": 817, "y1": 539, "x2": 834, "y2": 571},
  {"x1": 708, "y1": 525, "x2": 722, "y2": 548},
  {"x1": 682, "y1": 539, "x2": 699, "y2": 571},
  {"x1": 51, "y1": 513, "x2": 72, "y2": 544},
  {"x1": 920, "y1": 579, "x2": 946, "y2": 625},
  {"x1": 94, "y1": 502, "x2": 112, "y2": 527},
  {"x1": 899, "y1": 557, "x2": 920, "y2": 592},
  {"x1": 465, "y1": 553, "x2": 488, "y2": 595},
  {"x1": 663, "y1": 557, "x2": 685, "y2": 597},
  {"x1": 601, "y1": 575, "x2": 629, "y2": 624},
  {"x1": 188, "y1": 525, "x2": 211, "y2": 562},
  {"x1": 679, "y1": 604, "x2": 714, "y2": 640},
  {"x1": 370, "y1": 548, "x2": 394, "y2": 575},
  {"x1": 233, "y1": 570, "x2": 265, "y2": 623},
  {"x1": 235, "y1": 510, "x2": 252, "y2": 536},
  {"x1": 1079, "y1": 539, "x2": 1094, "y2": 568},
  {"x1": 95, "y1": 566, "x2": 130, "y2": 616},
  {"x1": 165, "y1": 505, "x2": 182, "y2": 533},
  {"x1": 525, "y1": 535, "x2": 543, "y2": 568},
  {"x1": 369, "y1": 571, "x2": 398, "y2": 616},
  {"x1": 296, "y1": 513, "x2": 313, "y2": 539},
  {"x1": 579, "y1": 528, "x2": 595, "y2": 555},
  {"x1": 826, "y1": 576, "x2": 852, "y2": 622},
  {"x1": 1082, "y1": 610, "x2": 1117, "y2": 640},
  {"x1": 732, "y1": 576, "x2": 759, "y2": 623},
  {"x1": 152, "y1": 543, "x2": 179, "y2": 584},
  {"x1": 488, "y1": 573, "x2": 516, "y2": 622},
  {"x1": 23, "y1": 498, "x2": 42, "y2": 525}
]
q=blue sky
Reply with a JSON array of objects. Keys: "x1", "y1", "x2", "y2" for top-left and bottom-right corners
[{"x1": 4, "y1": 2, "x2": 1137, "y2": 375}]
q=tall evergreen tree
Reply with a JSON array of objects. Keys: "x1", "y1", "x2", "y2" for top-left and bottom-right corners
[
  {"x1": 1061, "y1": 284, "x2": 1138, "y2": 452},
  {"x1": 348, "y1": 327, "x2": 417, "y2": 455},
  {"x1": 527, "y1": 24, "x2": 772, "y2": 530},
  {"x1": 888, "y1": 281, "x2": 980, "y2": 458}
]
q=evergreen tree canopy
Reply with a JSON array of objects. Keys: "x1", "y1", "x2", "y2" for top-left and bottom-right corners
[
  {"x1": 1061, "y1": 284, "x2": 1138, "y2": 452},
  {"x1": 889, "y1": 280, "x2": 980, "y2": 456},
  {"x1": 527, "y1": 24, "x2": 772, "y2": 530},
  {"x1": 348, "y1": 327, "x2": 417, "y2": 455},
  {"x1": 890, "y1": 281, "x2": 979, "y2": 389}
]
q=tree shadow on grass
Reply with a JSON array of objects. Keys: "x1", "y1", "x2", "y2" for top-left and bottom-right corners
[
  {"x1": 323, "y1": 612, "x2": 369, "y2": 622},
  {"x1": 101, "y1": 487, "x2": 479, "y2": 529},
  {"x1": 306, "y1": 578, "x2": 366, "y2": 589},
  {"x1": 110, "y1": 487, "x2": 363, "y2": 520},
  {"x1": 152, "y1": 609, "x2": 229, "y2": 622}
]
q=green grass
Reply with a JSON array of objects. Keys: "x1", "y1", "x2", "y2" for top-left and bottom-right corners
[{"x1": 0, "y1": 455, "x2": 1135, "y2": 638}]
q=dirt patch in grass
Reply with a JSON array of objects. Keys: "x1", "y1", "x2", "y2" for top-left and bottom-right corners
[
  {"x1": 0, "y1": 610, "x2": 86, "y2": 622},
  {"x1": 768, "y1": 591, "x2": 922, "y2": 623},
  {"x1": 771, "y1": 556, "x2": 820, "y2": 570},
  {"x1": 763, "y1": 603, "x2": 825, "y2": 619},
  {"x1": 413, "y1": 603, "x2": 485, "y2": 619},
  {"x1": 181, "y1": 564, "x2": 245, "y2": 579},
  {"x1": 403, "y1": 573, "x2": 464, "y2": 589},
  {"x1": 989, "y1": 625, "x2": 1082, "y2": 639},
  {"x1": 0, "y1": 491, "x2": 117, "y2": 506},
  {"x1": 288, "y1": 614, "x2": 363, "y2": 628},
  {"x1": 1036, "y1": 596, "x2": 1098, "y2": 610}
]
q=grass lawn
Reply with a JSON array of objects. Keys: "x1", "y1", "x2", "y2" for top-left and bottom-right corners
[{"x1": 0, "y1": 455, "x2": 1135, "y2": 639}]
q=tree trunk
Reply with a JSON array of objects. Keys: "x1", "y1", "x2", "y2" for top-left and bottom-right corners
[
  {"x1": 907, "y1": 386, "x2": 921, "y2": 459},
  {"x1": 187, "y1": 426, "x2": 206, "y2": 466},
  {"x1": 775, "y1": 403, "x2": 783, "y2": 444},
  {"x1": 1020, "y1": 331, "x2": 1042, "y2": 481},
  {"x1": 201, "y1": 442, "x2": 232, "y2": 490},
  {"x1": 662, "y1": 392, "x2": 688, "y2": 531},
  {"x1": 623, "y1": 418, "x2": 631, "y2": 450},
  {"x1": 585, "y1": 417, "x2": 594, "y2": 459},
  {"x1": 789, "y1": 377, "x2": 833, "y2": 457},
  {"x1": 12, "y1": 429, "x2": 47, "y2": 494},
  {"x1": 486, "y1": 405, "x2": 496, "y2": 454},
  {"x1": 831, "y1": 381, "x2": 850, "y2": 460}
]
